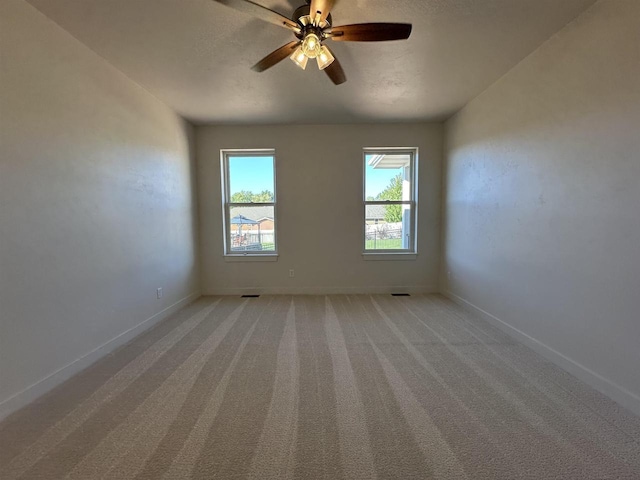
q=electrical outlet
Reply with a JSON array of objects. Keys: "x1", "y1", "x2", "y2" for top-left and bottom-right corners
[
  {"x1": 289, "y1": 269, "x2": 295, "y2": 278},
  {"x1": 157, "y1": 288, "x2": 163, "y2": 299}
]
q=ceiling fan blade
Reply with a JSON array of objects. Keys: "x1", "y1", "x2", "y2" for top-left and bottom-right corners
[
  {"x1": 324, "y1": 56, "x2": 346, "y2": 85},
  {"x1": 329, "y1": 23, "x2": 412, "y2": 42},
  {"x1": 212, "y1": 0, "x2": 300, "y2": 33},
  {"x1": 251, "y1": 41, "x2": 300, "y2": 72},
  {"x1": 309, "y1": 0, "x2": 336, "y2": 27}
]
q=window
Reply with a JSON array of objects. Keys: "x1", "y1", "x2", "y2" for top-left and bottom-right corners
[
  {"x1": 221, "y1": 150, "x2": 277, "y2": 255},
  {"x1": 363, "y1": 148, "x2": 417, "y2": 253}
]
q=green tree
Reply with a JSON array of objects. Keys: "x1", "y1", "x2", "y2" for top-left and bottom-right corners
[
  {"x1": 230, "y1": 190, "x2": 274, "y2": 203},
  {"x1": 231, "y1": 190, "x2": 254, "y2": 203},
  {"x1": 252, "y1": 190, "x2": 274, "y2": 202},
  {"x1": 377, "y1": 174, "x2": 403, "y2": 223}
]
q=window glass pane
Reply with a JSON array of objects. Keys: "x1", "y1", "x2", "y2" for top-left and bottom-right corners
[
  {"x1": 365, "y1": 205, "x2": 412, "y2": 251},
  {"x1": 229, "y1": 205, "x2": 275, "y2": 252},
  {"x1": 228, "y1": 155, "x2": 275, "y2": 203},
  {"x1": 365, "y1": 153, "x2": 412, "y2": 201}
]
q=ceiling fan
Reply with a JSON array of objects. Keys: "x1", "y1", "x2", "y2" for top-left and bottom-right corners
[{"x1": 212, "y1": 0, "x2": 412, "y2": 85}]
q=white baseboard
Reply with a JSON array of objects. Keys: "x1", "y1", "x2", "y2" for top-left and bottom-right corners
[
  {"x1": 442, "y1": 290, "x2": 640, "y2": 417},
  {"x1": 207, "y1": 285, "x2": 438, "y2": 296},
  {"x1": 0, "y1": 291, "x2": 201, "y2": 421}
]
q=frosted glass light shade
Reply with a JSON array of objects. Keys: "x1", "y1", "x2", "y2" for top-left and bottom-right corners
[
  {"x1": 316, "y1": 45, "x2": 335, "y2": 70},
  {"x1": 301, "y1": 33, "x2": 321, "y2": 59},
  {"x1": 290, "y1": 46, "x2": 308, "y2": 70}
]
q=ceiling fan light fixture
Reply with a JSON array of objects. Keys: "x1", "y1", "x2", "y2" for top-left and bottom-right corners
[
  {"x1": 301, "y1": 33, "x2": 321, "y2": 59},
  {"x1": 290, "y1": 46, "x2": 309, "y2": 70},
  {"x1": 316, "y1": 45, "x2": 335, "y2": 70}
]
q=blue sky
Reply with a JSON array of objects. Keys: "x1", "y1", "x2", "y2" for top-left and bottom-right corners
[
  {"x1": 365, "y1": 156, "x2": 402, "y2": 198},
  {"x1": 229, "y1": 154, "x2": 400, "y2": 198},
  {"x1": 228, "y1": 156, "x2": 274, "y2": 194}
]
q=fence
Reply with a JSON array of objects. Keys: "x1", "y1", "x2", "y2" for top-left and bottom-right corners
[
  {"x1": 230, "y1": 226, "x2": 405, "y2": 250},
  {"x1": 365, "y1": 226, "x2": 404, "y2": 249},
  {"x1": 231, "y1": 230, "x2": 275, "y2": 251}
]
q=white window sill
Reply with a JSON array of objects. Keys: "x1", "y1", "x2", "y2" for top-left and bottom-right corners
[
  {"x1": 362, "y1": 253, "x2": 417, "y2": 261},
  {"x1": 224, "y1": 254, "x2": 279, "y2": 263}
]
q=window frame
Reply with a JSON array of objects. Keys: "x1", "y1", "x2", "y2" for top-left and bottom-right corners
[
  {"x1": 220, "y1": 149, "x2": 278, "y2": 257},
  {"x1": 362, "y1": 147, "x2": 418, "y2": 255}
]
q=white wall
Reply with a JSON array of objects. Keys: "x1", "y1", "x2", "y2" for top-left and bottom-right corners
[
  {"x1": 0, "y1": 0, "x2": 200, "y2": 418},
  {"x1": 197, "y1": 124, "x2": 442, "y2": 294},
  {"x1": 442, "y1": 0, "x2": 640, "y2": 415}
]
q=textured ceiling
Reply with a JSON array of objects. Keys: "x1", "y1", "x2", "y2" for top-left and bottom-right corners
[{"x1": 26, "y1": 0, "x2": 595, "y2": 124}]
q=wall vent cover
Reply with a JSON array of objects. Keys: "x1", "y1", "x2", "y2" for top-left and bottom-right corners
[
  {"x1": 241, "y1": 295, "x2": 260, "y2": 298},
  {"x1": 391, "y1": 293, "x2": 410, "y2": 296}
]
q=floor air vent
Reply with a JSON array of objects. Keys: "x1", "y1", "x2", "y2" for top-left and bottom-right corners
[
  {"x1": 391, "y1": 293, "x2": 410, "y2": 296},
  {"x1": 241, "y1": 295, "x2": 260, "y2": 298}
]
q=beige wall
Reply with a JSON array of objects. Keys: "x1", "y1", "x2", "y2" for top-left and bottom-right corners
[
  {"x1": 442, "y1": 0, "x2": 640, "y2": 415},
  {"x1": 0, "y1": 0, "x2": 200, "y2": 418},
  {"x1": 197, "y1": 124, "x2": 443, "y2": 294}
]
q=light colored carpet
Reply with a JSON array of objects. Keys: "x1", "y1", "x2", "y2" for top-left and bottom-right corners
[{"x1": 1, "y1": 294, "x2": 639, "y2": 479}]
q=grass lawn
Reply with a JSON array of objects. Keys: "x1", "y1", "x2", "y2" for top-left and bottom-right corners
[{"x1": 365, "y1": 238, "x2": 402, "y2": 250}]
